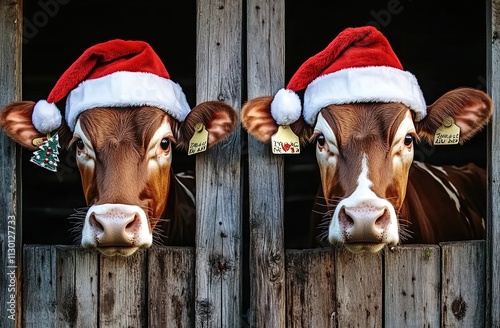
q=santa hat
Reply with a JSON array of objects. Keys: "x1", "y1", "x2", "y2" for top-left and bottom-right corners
[
  {"x1": 32, "y1": 39, "x2": 191, "y2": 133},
  {"x1": 270, "y1": 26, "x2": 427, "y2": 126}
]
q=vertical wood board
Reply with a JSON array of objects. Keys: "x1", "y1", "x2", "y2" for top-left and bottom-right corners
[
  {"x1": 99, "y1": 249, "x2": 147, "y2": 328},
  {"x1": 0, "y1": 1, "x2": 22, "y2": 327},
  {"x1": 246, "y1": 0, "x2": 286, "y2": 327},
  {"x1": 148, "y1": 246, "x2": 195, "y2": 328},
  {"x1": 441, "y1": 241, "x2": 486, "y2": 327},
  {"x1": 285, "y1": 249, "x2": 335, "y2": 328},
  {"x1": 384, "y1": 245, "x2": 440, "y2": 328},
  {"x1": 195, "y1": 1, "x2": 243, "y2": 327},
  {"x1": 335, "y1": 250, "x2": 383, "y2": 328}
]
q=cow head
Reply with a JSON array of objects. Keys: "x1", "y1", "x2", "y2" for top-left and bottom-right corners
[
  {"x1": 1, "y1": 100, "x2": 237, "y2": 256},
  {"x1": 0, "y1": 39, "x2": 238, "y2": 256},
  {"x1": 241, "y1": 26, "x2": 493, "y2": 253}
]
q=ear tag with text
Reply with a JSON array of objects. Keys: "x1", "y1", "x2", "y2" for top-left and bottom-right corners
[
  {"x1": 188, "y1": 123, "x2": 208, "y2": 155},
  {"x1": 30, "y1": 132, "x2": 60, "y2": 172},
  {"x1": 433, "y1": 116, "x2": 460, "y2": 145},
  {"x1": 271, "y1": 125, "x2": 300, "y2": 154}
]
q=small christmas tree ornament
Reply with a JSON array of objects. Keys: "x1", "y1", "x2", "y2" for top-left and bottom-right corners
[{"x1": 30, "y1": 133, "x2": 60, "y2": 172}]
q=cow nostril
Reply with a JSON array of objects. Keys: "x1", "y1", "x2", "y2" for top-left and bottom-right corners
[
  {"x1": 89, "y1": 213, "x2": 104, "y2": 234},
  {"x1": 339, "y1": 207, "x2": 354, "y2": 228},
  {"x1": 125, "y1": 214, "x2": 141, "y2": 234},
  {"x1": 375, "y1": 209, "x2": 390, "y2": 230}
]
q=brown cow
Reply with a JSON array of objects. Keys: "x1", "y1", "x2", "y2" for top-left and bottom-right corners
[
  {"x1": 0, "y1": 40, "x2": 238, "y2": 256},
  {"x1": 241, "y1": 26, "x2": 493, "y2": 253}
]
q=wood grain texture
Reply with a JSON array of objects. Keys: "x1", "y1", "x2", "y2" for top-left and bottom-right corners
[
  {"x1": 286, "y1": 249, "x2": 335, "y2": 328},
  {"x1": 99, "y1": 249, "x2": 147, "y2": 328},
  {"x1": 384, "y1": 245, "x2": 440, "y2": 328},
  {"x1": 55, "y1": 246, "x2": 98, "y2": 328},
  {"x1": 336, "y1": 250, "x2": 383, "y2": 328},
  {"x1": 487, "y1": 0, "x2": 500, "y2": 325},
  {"x1": 441, "y1": 241, "x2": 485, "y2": 327},
  {"x1": 246, "y1": 0, "x2": 286, "y2": 327},
  {"x1": 23, "y1": 246, "x2": 56, "y2": 328},
  {"x1": 148, "y1": 246, "x2": 195, "y2": 328},
  {"x1": 0, "y1": 1, "x2": 22, "y2": 327},
  {"x1": 195, "y1": 1, "x2": 242, "y2": 327}
]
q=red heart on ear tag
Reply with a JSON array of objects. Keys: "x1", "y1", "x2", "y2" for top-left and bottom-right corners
[{"x1": 282, "y1": 143, "x2": 291, "y2": 151}]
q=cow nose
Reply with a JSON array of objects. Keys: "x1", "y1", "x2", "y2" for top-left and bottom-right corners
[
  {"x1": 339, "y1": 205, "x2": 390, "y2": 242},
  {"x1": 89, "y1": 210, "x2": 141, "y2": 245}
]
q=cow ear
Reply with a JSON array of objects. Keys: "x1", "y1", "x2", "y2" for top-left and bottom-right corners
[
  {"x1": 176, "y1": 101, "x2": 238, "y2": 149},
  {"x1": 415, "y1": 88, "x2": 493, "y2": 144},
  {"x1": 241, "y1": 96, "x2": 314, "y2": 145},
  {"x1": 241, "y1": 96, "x2": 278, "y2": 143},
  {"x1": 0, "y1": 101, "x2": 44, "y2": 150}
]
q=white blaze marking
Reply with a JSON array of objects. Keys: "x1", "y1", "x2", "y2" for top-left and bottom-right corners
[
  {"x1": 328, "y1": 155, "x2": 399, "y2": 250},
  {"x1": 413, "y1": 162, "x2": 461, "y2": 212}
]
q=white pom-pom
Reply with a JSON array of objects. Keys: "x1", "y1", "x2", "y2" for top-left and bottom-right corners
[
  {"x1": 32, "y1": 100, "x2": 62, "y2": 134},
  {"x1": 270, "y1": 88, "x2": 302, "y2": 125}
]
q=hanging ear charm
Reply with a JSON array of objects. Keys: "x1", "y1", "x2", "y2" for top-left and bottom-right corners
[{"x1": 30, "y1": 132, "x2": 61, "y2": 172}]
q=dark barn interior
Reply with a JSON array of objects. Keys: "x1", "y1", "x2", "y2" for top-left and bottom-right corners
[{"x1": 21, "y1": 0, "x2": 487, "y2": 249}]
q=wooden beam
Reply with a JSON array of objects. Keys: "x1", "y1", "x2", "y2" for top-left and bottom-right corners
[
  {"x1": 195, "y1": 1, "x2": 242, "y2": 326},
  {"x1": 246, "y1": 0, "x2": 286, "y2": 327},
  {"x1": 0, "y1": 1, "x2": 22, "y2": 327}
]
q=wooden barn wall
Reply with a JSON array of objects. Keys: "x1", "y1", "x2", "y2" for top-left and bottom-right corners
[
  {"x1": 488, "y1": 0, "x2": 500, "y2": 326},
  {"x1": 0, "y1": 1, "x2": 22, "y2": 328},
  {"x1": 0, "y1": 0, "x2": 499, "y2": 327}
]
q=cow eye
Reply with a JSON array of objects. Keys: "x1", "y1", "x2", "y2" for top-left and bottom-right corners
[
  {"x1": 75, "y1": 139, "x2": 84, "y2": 150},
  {"x1": 160, "y1": 138, "x2": 170, "y2": 150},
  {"x1": 315, "y1": 134, "x2": 325, "y2": 147},
  {"x1": 404, "y1": 134, "x2": 413, "y2": 146}
]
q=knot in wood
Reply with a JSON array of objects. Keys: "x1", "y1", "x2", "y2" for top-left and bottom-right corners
[{"x1": 451, "y1": 296, "x2": 467, "y2": 320}]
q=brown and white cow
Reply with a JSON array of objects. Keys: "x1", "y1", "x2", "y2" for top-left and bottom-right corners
[
  {"x1": 1, "y1": 101, "x2": 237, "y2": 256},
  {"x1": 0, "y1": 39, "x2": 238, "y2": 257},
  {"x1": 241, "y1": 26, "x2": 493, "y2": 253}
]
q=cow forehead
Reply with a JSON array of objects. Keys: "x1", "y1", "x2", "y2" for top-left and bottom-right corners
[
  {"x1": 77, "y1": 107, "x2": 173, "y2": 150},
  {"x1": 315, "y1": 104, "x2": 412, "y2": 147}
]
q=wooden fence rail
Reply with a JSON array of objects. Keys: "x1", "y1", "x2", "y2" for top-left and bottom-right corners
[{"x1": 22, "y1": 242, "x2": 484, "y2": 328}]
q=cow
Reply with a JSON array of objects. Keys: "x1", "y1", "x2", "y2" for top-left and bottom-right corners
[
  {"x1": 241, "y1": 26, "x2": 493, "y2": 253},
  {"x1": 0, "y1": 39, "x2": 238, "y2": 257}
]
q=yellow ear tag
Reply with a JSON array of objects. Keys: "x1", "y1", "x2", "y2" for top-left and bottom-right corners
[
  {"x1": 433, "y1": 116, "x2": 460, "y2": 145},
  {"x1": 271, "y1": 125, "x2": 300, "y2": 154},
  {"x1": 188, "y1": 123, "x2": 208, "y2": 155}
]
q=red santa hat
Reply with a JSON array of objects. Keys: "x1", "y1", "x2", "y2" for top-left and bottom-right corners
[
  {"x1": 270, "y1": 26, "x2": 427, "y2": 126},
  {"x1": 32, "y1": 39, "x2": 191, "y2": 133}
]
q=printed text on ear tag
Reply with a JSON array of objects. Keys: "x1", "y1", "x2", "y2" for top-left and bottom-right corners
[
  {"x1": 434, "y1": 116, "x2": 460, "y2": 145},
  {"x1": 188, "y1": 123, "x2": 208, "y2": 155},
  {"x1": 271, "y1": 125, "x2": 300, "y2": 154}
]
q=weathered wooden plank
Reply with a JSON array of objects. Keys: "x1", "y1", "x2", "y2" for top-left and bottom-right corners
[
  {"x1": 195, "y1": 0, "x2": 242, "y2": 327},
  {"x1": 55, "y1": 246, "x2": 98, "y2": 328},
  {"x1": 246, "y1": 0, "x2": 286, "y2": 327},
  {"x1": 285, "y1": 249, "x2": 335, "y2": 328},
  {"x1": 335, "y1": 250, "x2": 383, "y2": 328},
  {"x1": 99, "y1": 249, "x2": 147, "y2": 328},
  {"x1": 384, "y1": 245, "x2": 440, "y2": 328},
  {"x1": 0, "y1": 1, "x2": 22, "y2": 328},
  {"x1": 22, "y1": 246, "x2": 56, "y2": 328},
  {"x1": 441, "y1": 241, "x2": 485, "y2": 327},
  {"x1": 148, "y1": 246, "x2": 195, "y2": 328},
  {"x1": 488, "y1": 0, "x2": 500, "y2": 326}
]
